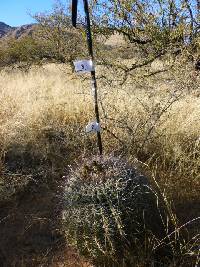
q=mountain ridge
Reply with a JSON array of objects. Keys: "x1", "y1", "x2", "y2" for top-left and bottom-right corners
[
  {"x1": 0, "y1": 21, "x2": 35, "y2": 39},
  {"x1": 0, "y1": 22, "x2": 14, "y2": 37}
]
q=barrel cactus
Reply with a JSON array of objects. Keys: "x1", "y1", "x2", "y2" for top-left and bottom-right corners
[{"x1": 62, "y1": 157, "x2": 168, "y2": 265}]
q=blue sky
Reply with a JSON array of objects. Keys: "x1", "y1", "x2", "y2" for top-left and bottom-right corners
[{"x1": 0, "y1": 0, "x2": 56, "y2": 26}]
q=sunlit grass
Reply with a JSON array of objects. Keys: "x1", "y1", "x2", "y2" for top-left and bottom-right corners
[{"x1": 0, "y1": 63, "x2": 199, "y2": 266}]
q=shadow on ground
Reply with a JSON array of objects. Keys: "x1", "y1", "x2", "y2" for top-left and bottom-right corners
[{"x1": 0, "y1": 142, "x2": 90, "y2": 267}]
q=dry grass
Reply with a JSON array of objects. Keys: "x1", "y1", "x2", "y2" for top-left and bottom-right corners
[
  {"x1": 0, "y1": 62, "x2": 199, "y2": 207},
  {"x1": 0, "y1": 65, "x2": 91, "y2": 145},
  {"x1": 0, "y1": 63, "x2": 199, "y2": 266}
]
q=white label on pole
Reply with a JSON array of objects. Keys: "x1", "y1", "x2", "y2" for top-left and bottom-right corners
[
  {"x1": 86, "y1": 121, "x2": 101, "y2": 133},
  {"x1": 91, "y1": 87, "x2": 95, "y2": 96},
  {"x1": 74, "y1": 59, "x2": 94, "y2": 73},
  {"x1": 91, "y1": 80, "x2": 96, "y2": 96}
]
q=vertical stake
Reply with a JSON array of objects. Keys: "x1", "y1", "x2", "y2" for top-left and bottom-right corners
[
  {"x1": 83, "y1": 0, "x2": 103, "y2": 155},
  {"x1": 72, "y1": 0, "x2": 103, "y2": 155}
]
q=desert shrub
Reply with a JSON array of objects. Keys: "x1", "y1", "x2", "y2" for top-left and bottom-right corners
[
  {"x1": 33, "y1": 2, "x2": 87, "y2": 65},
  {"x1": 62, "y1": 157, "x2": 170, "y2": 266},
  {"x1": 0, "y1": 36, "x2": 53, "y2": 70}
]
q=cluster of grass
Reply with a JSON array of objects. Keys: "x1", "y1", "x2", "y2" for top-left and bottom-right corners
[{"x1": 0, "y1": 62, "x2": 199, "y2": 266}]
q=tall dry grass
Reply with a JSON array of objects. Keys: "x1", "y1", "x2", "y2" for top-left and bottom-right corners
[
  {"x1": 0, "y1": 63, "x2": 199, "y2": 265},
  {"x1": 0, "y1": 65, "x2": 91, "y2": 146},
  {"x1": 0, "y1": 63, "x2": 199, "y2": 196}
]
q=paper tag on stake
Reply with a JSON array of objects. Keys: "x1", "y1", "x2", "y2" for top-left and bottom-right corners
[
  {"x1": 91, "y1": 80, "x2": 95, "y2": 96},
  {"x1": 86, "y1": 121, "x2": 101, "y2": 133},
  {"x1": 74, "y1": 59, "x2": 94, "y2": 73},
  {"x1": 91, "y1": 86, "x2": 95, "y2": 96}
]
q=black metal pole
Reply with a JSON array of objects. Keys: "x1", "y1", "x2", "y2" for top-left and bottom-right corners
[
  {"x1": 82, "y1": 0, "x2": 103, "y2": 155},
  {"x1": 72, "y1": 0, "x2": 78, "y2": 27}
]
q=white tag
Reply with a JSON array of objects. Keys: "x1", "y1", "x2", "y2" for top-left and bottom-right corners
[
  {"x1": 74, "y1": 59, "x2": 94, "y2": 73},
  {"x1": 86, "y1": 121, "x2": 101, "y2": 133},
  {"x1": 91, "y1": 86, "x2": 95, "y2": 96}
]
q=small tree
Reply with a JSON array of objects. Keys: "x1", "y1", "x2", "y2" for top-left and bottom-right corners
[
  {"x1": 33, "y1": 1, "x2": 87, "y2": 64},
  {"x1": 91, "y1": 0, "x2": 199, "y2": 52}
]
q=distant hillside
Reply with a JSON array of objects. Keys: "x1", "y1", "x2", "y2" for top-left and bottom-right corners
[
  {"x1": 0, "y1": 22, "x2": 14, "y2": 37},
  {"x1": 0, "y1": 22, "x2": 36, "y2": 39},
  {"x1": 6, "y1": 24, "x2": 36, "y2": 39}
]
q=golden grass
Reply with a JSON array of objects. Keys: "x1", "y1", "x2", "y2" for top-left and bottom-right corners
[
  {"x1": 0, "y1": 65, "x2": 90, "y2": 142},
  {"x1": 0, "y1": 63, "x2": 199, "y2": 266},
  {"x1": 0, "y1": 63, "x2": 199, "y2": 206}
]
